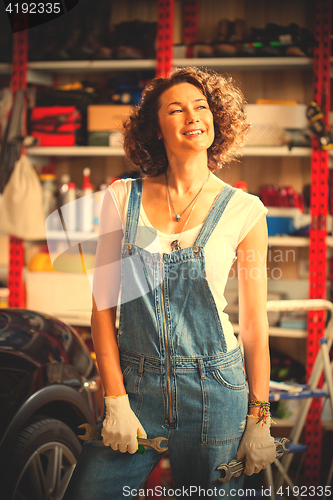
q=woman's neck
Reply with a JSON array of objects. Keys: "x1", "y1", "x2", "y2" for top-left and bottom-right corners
[{"x1": 165, "y1": 152, "x2": 210, "y2": 195}]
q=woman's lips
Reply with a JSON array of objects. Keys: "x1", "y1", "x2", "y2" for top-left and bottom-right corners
[{"x1": 183, "y1": 129, "x2": 204, "y2": 136}]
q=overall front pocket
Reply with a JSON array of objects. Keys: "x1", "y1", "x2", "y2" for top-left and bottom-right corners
[
  {"x1": 201, "y1": 361, "x2": 248, "y2": 445},
  {"x1": 121, "y1": 364, "x2": 144, "y2": 417},
  {"x1": 211, "y1": 361, "x2": 246, "y2": 390}
]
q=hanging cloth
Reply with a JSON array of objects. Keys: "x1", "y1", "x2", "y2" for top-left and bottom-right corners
[{"x1": 0, "y1": 154, "x2": 46, "y2": 240}]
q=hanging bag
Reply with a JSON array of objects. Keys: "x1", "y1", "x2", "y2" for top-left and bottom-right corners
[{"x1": 0, "y1": 154, "x2": 46, "y2": 240}]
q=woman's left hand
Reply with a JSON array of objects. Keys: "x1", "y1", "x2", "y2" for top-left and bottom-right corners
[{"x1": 236, "y1": 416, "x2": 276, "y2": 475}]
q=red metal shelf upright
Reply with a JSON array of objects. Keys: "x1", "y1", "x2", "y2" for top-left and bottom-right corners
[
  {"x1": 183, "y1": 0, "x2": 199, "y2": 58},
  {"x1": 305, "y1": 0, "x2": 331, "y2": 486},
  {"x1": 144, "y1": 0, "x2": 175, "y2": 494},
  {"x1": 7, "y1": 19, "x2": 28, "y2": 308},
  {"x1": 156, "y1": 0, "x2": 175, "y2": 78}
]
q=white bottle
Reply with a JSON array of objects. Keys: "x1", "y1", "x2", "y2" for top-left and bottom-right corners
[
  {"x1": 39, "y1": 173, "x2": 57, "y2": 218},
  {"x1": 79, "y1": 168, "x2": 94, "y2": 233},
  {"x1": 59, "y1": 174, "x2": 71, "y2": 206},
  {"x1": 62, "y1": 182, "x2": 77, "y2": 232}
]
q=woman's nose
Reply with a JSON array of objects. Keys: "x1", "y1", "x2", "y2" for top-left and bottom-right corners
[{"x1": 185, "y1": 114, "x2": 199, "y2": 124}]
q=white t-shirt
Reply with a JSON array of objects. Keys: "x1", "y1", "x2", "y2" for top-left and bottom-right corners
[{"x1": 107, "y1": 178, "x2": 268, "y2": 351}]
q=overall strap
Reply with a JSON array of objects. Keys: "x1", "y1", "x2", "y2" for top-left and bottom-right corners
[
  {"x1": 194, "y1": 185, "x2": 236, "y2": 248},
  {"x1": 124, "y1": 178, "x2": 143, "y2": 245}
]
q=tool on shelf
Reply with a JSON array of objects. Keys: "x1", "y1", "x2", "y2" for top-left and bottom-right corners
[{"x1": 306, "y1": 100, "x2": 333, "y2": 151}]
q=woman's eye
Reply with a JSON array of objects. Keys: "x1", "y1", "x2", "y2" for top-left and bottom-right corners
[{"x1": 170, "y1": 109, "x2": 182, "y2": 114}]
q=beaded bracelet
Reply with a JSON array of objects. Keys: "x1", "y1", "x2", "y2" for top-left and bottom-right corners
[
  {"x1": 248, "y1": 400, "x2": 274, "y2": 426},
  {"x1": 249, "y1": 399, "x2": 270, "y2": 409}
]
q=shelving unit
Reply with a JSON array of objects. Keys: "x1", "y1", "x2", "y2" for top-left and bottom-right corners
[
  {"x1": 4, "y1": 3, "x2": 325, "y2": 323},
  {"x1": 2, "y1": 0, "x2": 331, "y2": 493},
  {"x1": 23, "y1": 48, "x2": 328, "y2": 327}
]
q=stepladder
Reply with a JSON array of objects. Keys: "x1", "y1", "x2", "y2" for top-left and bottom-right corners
[{"x1": 264, "y1": 299, "x2": 333, "y2": 500}]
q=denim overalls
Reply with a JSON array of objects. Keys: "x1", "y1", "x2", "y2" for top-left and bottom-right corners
[{"x1": 64, "y1": 179, "x2": 248, "y2": 500}]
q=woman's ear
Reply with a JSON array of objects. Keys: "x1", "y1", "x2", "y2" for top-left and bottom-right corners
[{"x1": 157, "y1": 130, "x2": 162, "y2": 140}]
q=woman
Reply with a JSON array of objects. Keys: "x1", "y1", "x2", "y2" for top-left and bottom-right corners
[{"x1": 64, "y1": 67, "x2": 275, "y2": 500}]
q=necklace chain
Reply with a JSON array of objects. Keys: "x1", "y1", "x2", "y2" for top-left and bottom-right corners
[
  {"x1": 165, "y1": 171, "x2": 210, "y2": 251},
  {"x1": 165, "y1": 171, "x2": 209, "y2": 222}
]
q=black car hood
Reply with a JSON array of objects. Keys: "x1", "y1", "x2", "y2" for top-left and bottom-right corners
[{"x1": 0, "y1": 309, "x2": 94, "y2": 378}]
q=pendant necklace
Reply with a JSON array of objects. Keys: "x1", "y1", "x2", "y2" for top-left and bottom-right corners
[
  {"x1": 165, "y1": 170, "x2": 209, "y2": 222},
  {"x1": 166, "y1": 171, "x2": 210, "y2": 252}
]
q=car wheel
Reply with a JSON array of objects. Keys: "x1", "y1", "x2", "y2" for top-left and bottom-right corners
[{"x1": 5, "y1": 418, "x2": 82, "y2": 500}]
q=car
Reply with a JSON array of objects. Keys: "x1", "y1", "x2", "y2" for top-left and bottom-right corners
[{"x1": 0, "y1": 308, "x2": 103, "y2": 500}]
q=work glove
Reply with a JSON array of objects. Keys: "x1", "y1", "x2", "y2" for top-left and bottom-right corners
[
  {"x1": 101, "y1": 394, "x2": 147, "y2": 454},
  {"x1": 236, "y1": 416, "x2": 276, "y2": 475}
]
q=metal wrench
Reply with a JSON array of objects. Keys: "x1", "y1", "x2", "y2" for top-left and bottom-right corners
[
  {"x1": 217, "y1": 438, "x2": 290, "y2": 483},
  {"x1": 77, "y1": 423, "x2": 168, "y2": 453}
]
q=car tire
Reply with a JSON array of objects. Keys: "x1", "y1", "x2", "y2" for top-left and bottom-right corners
[{"x1": 4, "y1": 418, "x2": 82, "y2": 500}]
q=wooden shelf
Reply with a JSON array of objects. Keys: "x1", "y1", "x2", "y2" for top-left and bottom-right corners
[
  {"x1": 44, "y1": 232, "x2": 333, "y2": 249},
  {"x1": 0, "y1": 57, "x2": 315, "y2": 76},
  {"x1": 27, "y1": 145, "x2": 316, "y2": 158},
  {"x1": 174, "y1": 57, "x2": 314, "y2": 71},
  {"x1": 27, "y1": 146, "x2": 125, "y2": 157},
  {"x1": 25, "y1": 59, "x2": 157, "y2": 72},
  {"x1": 270, "y1": 417, "x2": 333, "y2": 431},
  {"x1": 269, "y1": 236, "x2": 333, "y2": 247},
  {"x1": 243, "y1": 146, "x2": 312, "y2": 157},
  {"x1": 0, "y1": 56, "x2": 320, "y2": 87},
  {"x1": 232, "y1": 323, "x2": 307, "y2": 339},
  {"x1": 46, "y1": 230, "x2": 97, "y2": 241},
  {"x1": 268, "y1": 236, "x2": 309, "y2": 247}
]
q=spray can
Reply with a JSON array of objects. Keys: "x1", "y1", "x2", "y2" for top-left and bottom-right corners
[
  {"x1": 79, "y1": 168, "x2": 94, "y2": 232},
  {"x1": 235, "y1": 181, "x2": 248, "y2": 192}
]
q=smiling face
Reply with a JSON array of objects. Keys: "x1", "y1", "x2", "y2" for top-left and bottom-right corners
[{"x1": 157, "y1": 82, "x2": 215, "y2": 160}]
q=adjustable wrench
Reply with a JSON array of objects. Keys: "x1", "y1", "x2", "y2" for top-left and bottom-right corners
[
  {"x1": 77, "y1": 423, "x2": 168, "y2": 453},
  {"x1": 217, "y1": 438, "x2": 290, "y2": 483}
]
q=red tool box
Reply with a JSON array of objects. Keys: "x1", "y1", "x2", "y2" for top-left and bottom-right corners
[{"x1": 30, "y1": 106, "x2": 83, "y2": 146}]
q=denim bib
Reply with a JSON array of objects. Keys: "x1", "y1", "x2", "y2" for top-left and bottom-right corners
[
  {"x1": 118, "y1": 178, "x2": 245, "y2": 417},
  {"x1": 119, "y1": 177, "x2": 236, "y2": 353}
]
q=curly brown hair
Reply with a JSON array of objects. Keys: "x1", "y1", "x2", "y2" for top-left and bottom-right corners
[{"x1": 123, "y1": 66, "x2": 250, "y2": 177}]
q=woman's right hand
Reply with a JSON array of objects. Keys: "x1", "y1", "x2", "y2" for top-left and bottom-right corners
[{"x1": 101, "y1": 394, "x2": 147, "y2": 454}]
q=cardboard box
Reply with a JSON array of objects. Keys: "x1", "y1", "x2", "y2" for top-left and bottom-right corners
[
  {"x1": 26, "y1": 271, "x2": 93, "y2": 325},
  {"x1": 244, "y1": 104, "x2": 308, "y2": 129},
  {"x1": 244, "y1": 104, "x2": 308, "y2": 147},
  {"x1": 88, "y1": 130, "x2": 124, "y2": 147},
  {"x1": 87, "y1": 105, "x2": 133, "y2": 131}
]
